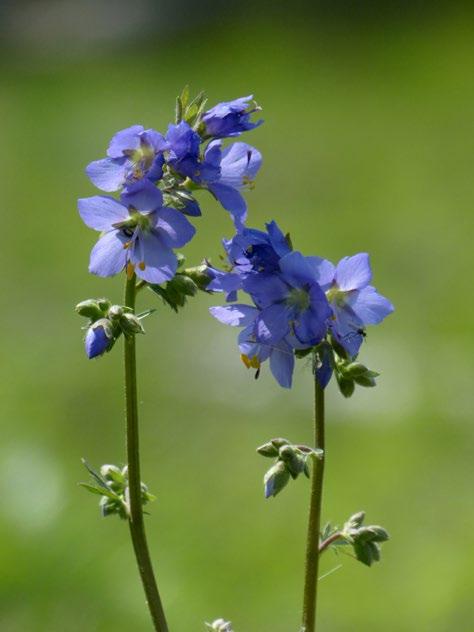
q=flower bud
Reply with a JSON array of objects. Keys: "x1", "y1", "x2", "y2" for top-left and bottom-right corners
[
  {"x1": 278, "y1": 445, "x2": 305, "y2": 479},
  {"x1": 108, "y1": 304, "x2": 124, "y2": 320},
  {"x1": 75, "y1": 299, "x2": 103, "y2": 320},
  {"x1": 85, "y1": 319, "x2": 114, "y2": 359},
  {"x1": 120, "y1": 313, "x2": 145, "y2": 336},
  {"x1": 264, "y1": 461, "x2": 290, "y2": 498},
  {"x1": 353, "y1": 374, "x2": 377, "y2": 388},
  {"x1": 256, "y1": 441, "x2": 280, "y2": 458}
]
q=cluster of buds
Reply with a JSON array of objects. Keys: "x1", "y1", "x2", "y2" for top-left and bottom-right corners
[
  {"x1": 320, "y1": 511, "x2": 390, "y2": 567},
  {"x1": 308, "y1": 340, "x2": 380, "y2": 398},
  {"x1": 76, "y1": 298, "x2": 149, "y2": 359},
  {"x1": 79, "y1": 461, "x2": 155, "y2": 519},
  {"x1": 257, "y1": 438, "x2": 323, "y2": 498},
  {"x1": 205, "y1": 619, "x2": 234, "y2": 632},
  {"x1": 149, "y1": 254, "x2": 213, "y2": 312}
]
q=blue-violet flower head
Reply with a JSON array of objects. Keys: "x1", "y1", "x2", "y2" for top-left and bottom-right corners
[
  {"x1": 202, "y1": 95, "x2": 263, "y2": 138},
  {"x1": 78, "y1": 180, "x2": 196, "y2": 284},
  {"x1": 86, "y1": 125, "x2": 168, "y2": 193}
]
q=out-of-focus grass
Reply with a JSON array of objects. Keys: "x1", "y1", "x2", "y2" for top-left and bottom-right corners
[{"x1": 1, "y1": 10, "x2": 473, "y2": 631}]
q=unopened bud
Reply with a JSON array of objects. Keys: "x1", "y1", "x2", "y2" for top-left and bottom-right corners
[
  {"x1": 264, "y1": 461, "x2": 290, "y2": 498},
  {"x1": 85, "y1": 319, "x2": 115, "y2": 359},
  {"x1": 108, "y1": 305, "x2": 124, "y2": 320},
  {"x1": 75, "y1": 299, "x2": 103, "y2": 320},
  {"x1": 120, "y1": 313, "x2": 145, "y2": 336}
]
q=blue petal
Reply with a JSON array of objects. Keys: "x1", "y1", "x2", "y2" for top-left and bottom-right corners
[
  {"x1": 335, "y1": 253, "x2": 372, "y2": 291},
  {"x1": 279, "y1": 251, "x2": 318, "y2": 286},
  {"x1": 131, "y1": 231, "x2": 177, "y2": 284},
  {"x1": 255, "y1": 303, "x2": 290, "y2": 344},
  {"x1": 306, "y1": 256, "x2": 335, "y2": 290},
  {"x1": 121, "y1": 180, "x2": 163, "y2": 212},
  {"x1": 219, "y1": 143, "x2": 262, "y2": 188},
  {"x1": 315, "y1": 344, "x2": 333, "y2": 389},
  {"x1": 153, "y1": 207, "x2": 196, "y2": 248},
  {"x1": 78, "y1": 196, "x2": 128, "y2": 231},
  {"x1": 89, "y1": 230, "x2": 128, "y2": 277},
  {"x1": 266, "y1": 220, "x2": 291, "y2": 257},
  {"x1": 209, "y1": 183, "x2": 247, "y2": 228},
  {"x1": 107, "y1": 125, "x2": 144, "y2": 158},
  {"x1": 209, "y1": 304, "x2": 258, "y2": 327},
  {"x1": 269, "y1": 341, "x2": 294, "y2": 388},
  {"x1": 238, "y1": 325, "x2": 271, "y2": 362},
  {"x1": 242, "y1": 274, "x2": 288, "y2": 308},
  {"x1": 85, "y1": 325, "x2": 110, "y2": 359},
  {"x1": 86, "y1": 158, "x2": 128, "y2": 192},
  {"x1": 346, "y1": 286, "x2": 394, "y2": 325}
]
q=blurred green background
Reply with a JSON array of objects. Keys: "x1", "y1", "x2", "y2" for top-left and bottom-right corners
[{"x1": 1, "y1": 2, "x2": 473, "y2": 630}]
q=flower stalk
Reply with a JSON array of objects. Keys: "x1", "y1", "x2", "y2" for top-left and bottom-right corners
[
  {"x1": 301, "y1": 355, "x2": 326, "y2": 632},
  {"x1": 124, "y1": 273, "x2": 168, "y2": 632}
]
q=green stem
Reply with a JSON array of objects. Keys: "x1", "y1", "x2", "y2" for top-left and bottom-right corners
[
  {"x1": 124, "y1": 272, "x2": 169, "y2": 632},
  {"x1": 301, "y1": 356, "x2": 326, "y2": 632}
]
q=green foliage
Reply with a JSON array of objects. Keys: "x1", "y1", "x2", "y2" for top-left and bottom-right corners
[{"x1": 79, "y1": 460, "x2": 155, "y2": 520}]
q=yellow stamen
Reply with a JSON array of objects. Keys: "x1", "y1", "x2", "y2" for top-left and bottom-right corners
[
  {"x1": 126, "y1": 262, "x2": 135, "y2": 279},
  {"x1": 139, "y1": 261, "x2": 146, "y2": 271},
  {"x1": 241, "y1": 354, "x2": 260, "y2": 369}
]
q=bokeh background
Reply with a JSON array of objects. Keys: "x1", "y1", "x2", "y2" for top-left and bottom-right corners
[{"x1": 1, "y1": 1, "x2": 473, "y2": 630}]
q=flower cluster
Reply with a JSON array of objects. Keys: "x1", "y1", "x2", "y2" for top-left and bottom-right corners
[
  {"x1": 209, "y1": 222, "x2": 393, "y2": 389},
  {"x1": 78, "y1": 89, "x2": 262, "y2": 285}
]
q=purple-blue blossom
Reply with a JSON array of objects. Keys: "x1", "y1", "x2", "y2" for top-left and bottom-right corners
[
  {"x1": 201, "y1": 141, "x2": 262, "y2": 228},
  {"x1": 78, "y1": 180, "x2": 195, "y2": 284},
  {"x1": 165, "y1": 121, "x2": 203, "y2": 179},
  {"x1": 209, "y1": 304, "x2": 296, "y2": 388},
  {"x1": 86, "y1": 125, "x2": 168, "y2": 193},
  {"x1": 245, "y1": 251, "x2": 332, "y2": 349},
  {"x1": 85, "y1": 320, "x2": 113, "y2": 358},
  {"x1": 202, "y1": 95, "x2": 263, "y2": 138},
  {"x1": 207, "y1": 220, "x2": 289, "y2": 300},
  {"x1": 320, "y1": 253, "x2": 394, "y2": 357}
]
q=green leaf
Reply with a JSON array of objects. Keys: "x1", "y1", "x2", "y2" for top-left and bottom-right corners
[{"x1": 78, "y1": 483, "x2": 119, "y2": 501}]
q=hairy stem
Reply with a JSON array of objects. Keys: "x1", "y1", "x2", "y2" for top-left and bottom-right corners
[
  {"x1": 124, "y1": 273, "x2": 168, "y2": 632},
  {"x1": 301, "y1": 357, "x2": 325, "y2": 632},
  {"x1": 319, "y1": 532, "x2": 342, "y2": 554}
]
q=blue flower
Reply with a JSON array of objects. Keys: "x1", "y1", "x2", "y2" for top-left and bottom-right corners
[
  {"x1": 85, "y1": 320, "x2": 114, "y2": 358},
  {"x1": 320, "y1": 253, "x2": 394, "y2": 357},
  {"x1": 245, "y1": 251, "x2": 332, "y2": 348},
  {"x1": 78, "y1": 180, "x2": 195, "y2": 283},
  {"x1": 165, "y1": 121, "x2": 203, "y2": 179},
  {"x1": 86, "y1": 125, "x2": 168, "y2": 192},
  {"x1": 201, "y1": 141, "x2": 262, "y2": 228},
  {"x1": 202, "y1": 95, "x2": 263, "y2": 138},
  {"x1": 207, "y1": 220, "x2": 290, "y2": 300},
  {"x1": 209, "y1": 304, "x2": 296, "y2": 388}
]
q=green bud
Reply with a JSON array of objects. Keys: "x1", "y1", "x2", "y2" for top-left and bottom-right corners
[
  {"x1": 347, "y1": 511, "x2": 365, "y2": 528},
  {"x1": 366, "y1": 526, "x2": 390, "y2": 542},
  {"x1": 97, "y1": 298, "x2": 112, "y2": 313},
  {"x1": 108, "y1": 305, "x2": 124, "y2": 320},
  {"x1": 278, "y1": 445, "x2": 305, "y2": 479},
  {"x1": 336, "y1": 374, "x2": 355, "y2": 398},
  {"x1": 353, "y1": 374, "x2": 377, "y2": 387},
  {"x1": 75, "y1": 299, "x2": 104, "y2": 320},
  {"x1": 343, "y1": 362, "x2": 369, "y2": 377},
  {"x1": 120, "y1": 313, "x2": 145, "y2": 336},
  {"x1": 183, "y1": 264, "x2": 214, "y2": 291},
  {"x1": 271, "y1": 437, "x2": 291, "y2": 449},
  {"x1": 264, "y1": 461, "x2": 291, "y2": 498},
  {"x1": 256, "y1": 441, "x2": 280, "y2": 458}
]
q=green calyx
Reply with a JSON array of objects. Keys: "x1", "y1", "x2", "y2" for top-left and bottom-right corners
[{"x1": 286, "y1": 288, "x2": 310, "y2": 311}]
